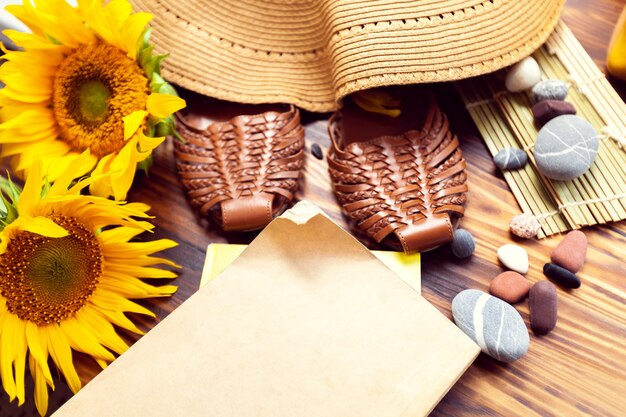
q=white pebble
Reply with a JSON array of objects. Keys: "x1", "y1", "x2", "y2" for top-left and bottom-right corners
[
  {"x1": 505, "y1": 56, "x2": 541, "y2": 93},
  {"x1": 497, "y1": 244, "x2": 529, "y2": 274}
]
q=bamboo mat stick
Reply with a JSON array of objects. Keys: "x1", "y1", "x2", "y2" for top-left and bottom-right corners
[
  {"x1": 455, "y1": 20, "x2": 626, "y2": 237},
  {"x1": 541, "y1": 25, "x2": 626, "y2": 216}
]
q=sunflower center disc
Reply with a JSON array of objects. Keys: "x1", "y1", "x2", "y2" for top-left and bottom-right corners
[
  {"x1": 0, "y1": 214, "x2": 103, "y2": 325},
  {"x1": 78, "y1": 79, "x2": 111, "y2": 123},
  {"x1": 53, "y1": 42, "x2": 150, "y2": 158}
]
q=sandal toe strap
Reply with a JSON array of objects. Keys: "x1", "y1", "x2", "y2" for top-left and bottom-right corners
[{"x1": 221, "y1": 193, "x2": 274, "y2": 232}]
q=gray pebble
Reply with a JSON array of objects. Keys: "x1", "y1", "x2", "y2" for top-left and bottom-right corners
[
  {"x1": 452, "y1": 289, "x2": 529, "y2": 362},
  {"x1": 493, "y1": 147, "x2": 528, "y2": 170},
  {"x1": 533, "y1": 115, "x2": 599, "y2": 181},
  {"x1": 532, "y1": 80, "x2": 569, "y2": 102},
  {"x1": 450, "y1": 229, "x2": 475, "y2": 258}
]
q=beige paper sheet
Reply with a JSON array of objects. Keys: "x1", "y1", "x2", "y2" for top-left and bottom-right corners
[
  {"x1": 200, "y1": 244, "x2": 421, "y2": 293},
  {"x1": 53, "y1": 201, "x2": 479, "y2": 417}
]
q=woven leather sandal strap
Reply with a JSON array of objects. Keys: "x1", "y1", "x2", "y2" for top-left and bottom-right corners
[
  {"x1": 221, "y1": 193, "x2": 274, "y2": 232},
  {"x1": 328, "y1": 95, "x2": 467, "y2": 253},
  {"x1": 174, "y1": 105, "x2": 305, "y2": 232},
  {"x1": 393, "y1": 214, "x2": 453, "y2": 253}
]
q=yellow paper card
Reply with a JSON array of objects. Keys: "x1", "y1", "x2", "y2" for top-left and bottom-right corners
[{"x1": 200, "y1": 243, "x2": 421, "y2": 293}]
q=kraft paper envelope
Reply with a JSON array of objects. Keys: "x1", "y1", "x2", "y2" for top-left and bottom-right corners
[
  {"x1": 200, "y1": 244, "x2": 422, "y2": 292},
  {"x1": 54, "y1": 201, "x2": 479, "y2": 417}
]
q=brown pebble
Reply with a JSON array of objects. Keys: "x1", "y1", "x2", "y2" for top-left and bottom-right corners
[
  {"x1": 551, "y1": 230, "x2": 587, "y2": 273},
  {"x1": 529, "y1": 280, "x2": 558, "y2": 335},
  {"x1": 532, "y1": 100, "x2": 576, "y2": 126},
  {"x1": 311, "y1": 143, "x2": 324, "y2": 160},
  {"x1": 489, "y1": 271, "x2": 531, "y2": 304}
]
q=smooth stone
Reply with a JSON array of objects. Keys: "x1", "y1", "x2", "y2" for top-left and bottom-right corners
[
  {"x1": 551, "y1": 230, "x2": 587, "y2": 273},
  {"x1": 493, "y1": 147, "x2": 528, "y2": 170},
  {"x1": 497, "y1": 244, "x2": 529, "y2": 274},
  {"x1": 452, "y1": 289, "x2": 529, "y2": 362},
  {"x1": 311, "y1": 143, "x2": 324, "y2": 160},
  {"x1": 489, "y1": 271, "x2": 531, "y2": 304},
  {"x1": 534, "y1": 115, "x2": 599, "y2": 181},
  {"x1": 543, "y1": 263, "x2": 582, "y2": 289},
  {"x1": 451, "y1": 229, "x2": 475, "y2": 258},
  {"x1": 509, "y1": 213, "x2": 541, "y2": 239},
  {"x1": 505, "y1": 56, "x2": 541, "y2": 92},
  {"x1": 532, "y1": 80, "x2": 569, "y2": 102},
  {"x1": 532, "y1": 100, "x2": 577, "y2": 126},
  {"x1": 529, "y1": 280, "x2": 558, "y2": 335}
]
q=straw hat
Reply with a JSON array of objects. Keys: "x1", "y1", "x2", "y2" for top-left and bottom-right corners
[{"x1": 130, "y1": 0, "x2": 565, "y2": 112}]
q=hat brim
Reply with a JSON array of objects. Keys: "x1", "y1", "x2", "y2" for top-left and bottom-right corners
[{"x1": 131, "y1": 0, "x2": 565, "y2": 112}]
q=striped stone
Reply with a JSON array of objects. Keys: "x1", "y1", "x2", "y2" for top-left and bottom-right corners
[{"x1": 452, "y1": 289, "x2": 529, "y2": 363}]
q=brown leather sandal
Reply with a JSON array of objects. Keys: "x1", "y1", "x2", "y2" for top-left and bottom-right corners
[
  {"x1": 174, "y1": 105, "x2": 305, "y2": 231},
  {"x1": 327, "y1": 94, "x2": 467, "y2": 253}
]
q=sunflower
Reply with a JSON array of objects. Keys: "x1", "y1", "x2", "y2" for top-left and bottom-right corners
[
  {"x1": 0, "y1": 0, "x2": 186, "y2": 200},
  {"x1": 0, "y1": 151, "x2": 178, "y2": 416}
]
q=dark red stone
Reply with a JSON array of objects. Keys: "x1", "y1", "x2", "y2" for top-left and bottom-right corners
[
  {"x1": 529, "y1": 280, "x2": 558, "y2": 335},
  {"x1": 551, "y1": 230, "x2": 587, "y2": 273},
  {"x1": 532, "y1": 100, "x2": 577, "y2": 126},
  {"x1": 489, "y1": 271, "x2": 530, "y2": 304}
]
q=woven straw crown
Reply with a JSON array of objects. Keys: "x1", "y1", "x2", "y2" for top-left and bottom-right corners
[{"x1": 130, "y1": 0, "x2": 565, "y2": 112}]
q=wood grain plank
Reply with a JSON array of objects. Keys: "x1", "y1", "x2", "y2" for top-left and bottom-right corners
[{"x1": 2, "y1": 1, "x2": 625, "y2": 416}]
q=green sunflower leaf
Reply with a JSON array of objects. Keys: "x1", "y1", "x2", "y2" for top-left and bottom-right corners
[
  {"x1": 144, "y1": 53, "x2": 168, "y2": 79},
  {"x1": 149, "y1": 72, "x2": 166, "y2": 92},
  {"x1": 0, "y1": 174, "x2": 21, "y2": 203},
  {"x1": 41, "y1": 179, "x2": 51, "y2": 199},
  {"x1": 139, "y1": 44, "x2": 155, "y2": 70},
  {"x1": 137, "y1": 154, "x2": 154, "y2": 175},
  {"x1": 142, "y1": 27, "x2": 153, "y2": 50},
  {"x1": 0, "y1": 175, "x2": 20, "y2": 228}
]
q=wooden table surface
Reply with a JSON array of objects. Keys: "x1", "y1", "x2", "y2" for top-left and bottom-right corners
[{"x1": 5, "y1": 0, "x2": 626, "y2": 416}]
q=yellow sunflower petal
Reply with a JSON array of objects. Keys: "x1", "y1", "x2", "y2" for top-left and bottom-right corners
[
  {"x1": 106, "y1": 263, "x2": 177, "y2": 279},
  {"x1": 100, "y1": 272, "x2": 177, "y2": 299},
  {"x1": 25, "y1": 322, "x2": 53, "y2": 386},
  {"x1": 137, "y1": 131, "x2": 165, "y2": 153},
  {"x1": 103, "y1": 238, "x2": 178, "y2": 258},
  {"x1": 3, "y1": 140, "x2": 66, "y2": 160},
  {"x1": 120, "y1": 11, "x2": 153, "y2": 58},
  {"x1": 146, "y1": 93, "x2": 186, "y2": 119},
  {"x1": 103, "y1": 0, "x2": 133, "y2": 30},
  {"x1": 45, "y1": 325, "x2": 82, "y2": 394},
  {"x1": 122, "y1": 110, "x2": 147, "y2": 140},
  {"x1": 1, "y1": 30, "x2": 63, "y2": 51},
  {"x1": 59, "y1": 317, "x2": 115, "y2": 362},
  {"x1": 0, "y1": 109, "x2": 56, "y2": 138},
  {"x1": 109, "y1": 137, "x2": 139, "y2": 201},
  {"x1": 90, "y1": 289, "x2": 156, "y2": 317},
  {"x1": 17, "y1": 158, "x2": 44, "y2": 215},
  {"x1": 89, "y1": 154, "x2": 116, "y2": 198},
  {"x1": 0, "y1": 63, "x2": 54, "y2": 96},
  {"x1": 1, "y1": 44, "x2": 64, "y2": 68},
  {"x1": 14, "y1": 321, "x2": 27, "y2": 406},
  {"x1": 31, "y1": 0, "x2": 95, "y2": 47},
  {"x1": 95, "y1": 358, "x2": 109, "y2": 370},
  {"x1": 75, "y1": 308, "x2": 129, "y2": 355},
  {"x1": 0, "y1": 313, "x2": 18, "y2": 401},
  {"x1": 98, "y1": 226, "x2": 145, "y2": 244},
  {"x1": 92, "y1": 306, "x2": 143, "y2": 335},
  {"x1": 0, "y1": 84, "x2": 51, "y2": 103},
  {"x1": 79, "y1": 0, "x2": 124, "y2": 51},
  {"x1": 20, "y1": 216, "x2": 69, "y2": 238},
  {"x1": 48, "y1": 150, "x2": 97, "y2": 197},
  {"x1": 5, "y1": 2, "x2": 46, "y2": 37},
  {"x1": 32, "y1": 359, "x2": 50, "y2": 417}
]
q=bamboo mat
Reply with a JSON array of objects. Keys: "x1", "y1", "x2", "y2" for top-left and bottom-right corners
[{"x1": 456, "y1": 21, "x2": 626, "y2": 238}]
